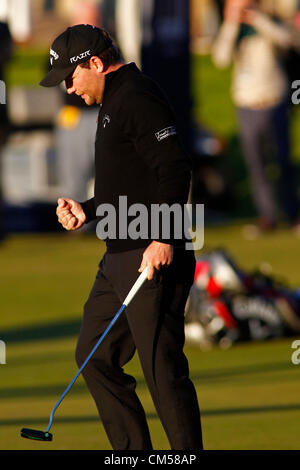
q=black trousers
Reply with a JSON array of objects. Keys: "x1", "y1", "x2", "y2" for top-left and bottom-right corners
[{"x1": 75, "y1": 246, "x2": 203, "y2": 450}]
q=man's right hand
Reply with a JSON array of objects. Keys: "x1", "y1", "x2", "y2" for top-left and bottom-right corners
[{"x1": 56, "y1": 198, "x2": 86, "y2": 231}]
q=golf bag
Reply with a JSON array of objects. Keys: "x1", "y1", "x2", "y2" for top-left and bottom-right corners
[{"x1": 185, "y1": 250, "x2": 300, "y2": 349}]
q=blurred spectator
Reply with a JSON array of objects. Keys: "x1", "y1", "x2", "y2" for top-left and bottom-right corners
[
  {"x1": 212, "y1": 0, "x2": 300, "y2": 234},
  {"x1": 190, "y1": 0, "x2": 221, "y2": 53},
  {"x1": 115, "y1": 0, "x2": 141, "y2": 67},
  {"x1": 0, "y1": 21, "x2": 12, "y2": 241},
  {"x1": 140, "y1": 0, "x2": 191, "y2": 150},
  {"x1": 0, "y1": 0, "x2": 31, "y2": 43},
  {"x1": 215, "y1": 0, "x2": 225, "y2": 21},
  {"x1": 101, "y1": 0, "x2": 117, "y2": 39},
  {"x1": 55, "y1": 0, "x2": 101, "y2": 206}
]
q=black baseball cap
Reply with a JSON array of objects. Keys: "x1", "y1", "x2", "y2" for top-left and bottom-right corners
[{"x1": 40, "y1": 24, "x2": 113, "y2": 87}]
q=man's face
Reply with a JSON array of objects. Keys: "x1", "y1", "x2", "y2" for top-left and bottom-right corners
[{"x1": 65, "y1": 61, "x2": 105, "y2": 105}]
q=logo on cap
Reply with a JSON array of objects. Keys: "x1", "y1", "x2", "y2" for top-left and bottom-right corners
[
  {"x1": 70, "y1": 49, "x2": 91, "y2": 64},
  {"x1": 50, "y1": 48, "x2": 59, "y2": 65}
]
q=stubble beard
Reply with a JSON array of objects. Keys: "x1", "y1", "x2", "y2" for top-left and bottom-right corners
[
  {"x1": 82, "y1": 76, "x2": 105, "y2": 106},
  {"x1": 83, "y1": 94, "x2": 96, "y2": 106}
]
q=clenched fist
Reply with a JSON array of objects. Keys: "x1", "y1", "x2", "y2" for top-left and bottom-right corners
[{"x1": 56, "y1": 198, "x2": 86, "y2": 231}]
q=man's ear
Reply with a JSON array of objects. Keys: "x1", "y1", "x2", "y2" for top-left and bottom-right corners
[{"x1": 90, "y1": 56, "x2": 104, "y2": 73}]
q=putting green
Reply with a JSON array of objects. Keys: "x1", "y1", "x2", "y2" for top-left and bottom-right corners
[{"x1": 1, "y1": 231, "x2": 300, "y2": 449}]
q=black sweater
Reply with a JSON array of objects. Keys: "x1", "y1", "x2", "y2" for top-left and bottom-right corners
[{"x1": 81, "y1": 63, "x2": 192, "y2": 253}]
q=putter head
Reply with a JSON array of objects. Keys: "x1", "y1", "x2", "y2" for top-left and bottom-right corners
[{"x1": 20, "y1": 428, "x2": 53, "y2": 441}]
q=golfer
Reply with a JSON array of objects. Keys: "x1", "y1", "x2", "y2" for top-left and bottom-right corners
[{"x1": 41, "y1": 24, "x2": 203, "y2": 450}]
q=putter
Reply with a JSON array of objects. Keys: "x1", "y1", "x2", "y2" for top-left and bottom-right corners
[{"x1": 20, "y1": 267, "x2": 149, "y2": 442}]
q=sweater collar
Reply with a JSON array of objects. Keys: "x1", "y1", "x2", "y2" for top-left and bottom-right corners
[{"x1": 102, "y1": 62, "x2": 139, "y2": 101}]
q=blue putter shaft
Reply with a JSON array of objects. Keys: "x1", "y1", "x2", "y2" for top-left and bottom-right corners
[{"x1": 45, "y1": 267, "x2": 149, "y2": 434}]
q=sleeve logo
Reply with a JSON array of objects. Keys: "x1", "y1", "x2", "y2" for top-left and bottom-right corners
[{"x1": 155, "y1": 126, "x2": 177, "y2": 142}]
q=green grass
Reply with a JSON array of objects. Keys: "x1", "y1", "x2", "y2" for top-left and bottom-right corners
[
  {"x1": 1, "y1": 231, "x2": 300, "y2": 450},
  {"x1": 192, "y1": 55, "x2": 236, "y2": 138},
  {"x1": 5, "y1": 47, "x2": 48, "y2": 87}
]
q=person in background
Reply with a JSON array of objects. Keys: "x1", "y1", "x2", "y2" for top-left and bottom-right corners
[
  {"x1": 0, "y1": 21, "x2": 12, "y2": 242},
  {"x1": 0, "y1": 1, "x2": 31, "y2": 241},
  {"x1": 212, "y1": 0, "x2": 300, "y2": 235},
  {"x1": 0, "y1": 0, "x2": 31, "y2": 44}
]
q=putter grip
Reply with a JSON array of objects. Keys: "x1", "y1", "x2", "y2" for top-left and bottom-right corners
[{"x1": 123, "y1": 267, "x2": 148, "y2": 307}]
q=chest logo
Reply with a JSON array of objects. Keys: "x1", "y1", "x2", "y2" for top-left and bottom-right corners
[{"x1": 102, "y1": 114, "x2": 111, "y2": 128}]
